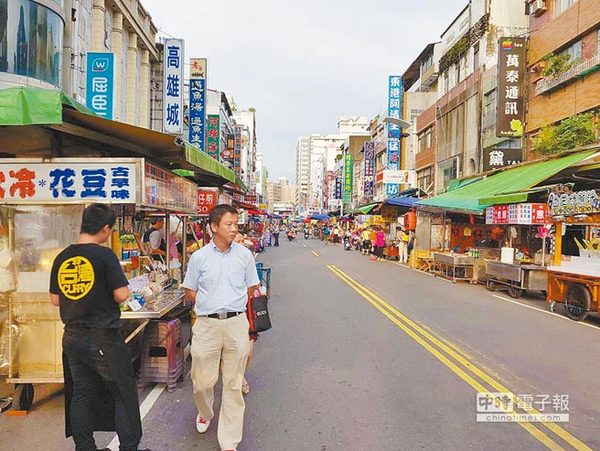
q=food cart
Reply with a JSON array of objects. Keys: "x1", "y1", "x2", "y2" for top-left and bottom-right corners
[
  {"x1": 0, "y1": 158, "x2": 197, "y2": 410},
  {"x1": 483, "y1": 203, "x2": 550, "y2": 297},
  {"x1": 546, "y1": 187, "x2": 600, "y2": 321}
]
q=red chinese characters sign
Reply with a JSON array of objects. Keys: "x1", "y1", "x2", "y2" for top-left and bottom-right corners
[
  {"x1": 486, "y1": 204, "x2": 548, "y2": 225},
  {"x1": 198, "y1": 188, "x2": 218, "y2": 215}
]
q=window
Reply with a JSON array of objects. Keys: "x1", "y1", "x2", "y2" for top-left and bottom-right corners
[
  {"x1": 555, "y1": 0, "x2": 577, "y2": 16},
  {"x1": 421, "y1": 53, "x2": 434, "y2": 76},
  {"x1": 473, "y1": 43, "x2": 480, "y2": 70},
  {"x1": 417, "y1": 166, "x2": 433, "y2": 192},
  {"x1": 560, "y1": 40, "x2": 582, "y2": 63},
  {"x1": 484, "y1": 89, "x2": 497, "y2": 116},
  {"x1": 597, "y1": 29, "x2": 600, "y2": 55},
  {"x1": 418, "y1": 127, "x2": 433, "y2": 152}
]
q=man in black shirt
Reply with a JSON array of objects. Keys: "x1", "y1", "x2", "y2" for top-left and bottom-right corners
[
  {"x1": 142, "y1": 217, "x2": 166, "y2": 260},
  {"x1": 50, "y1": 204, "x2": 145, "y2": 451}
]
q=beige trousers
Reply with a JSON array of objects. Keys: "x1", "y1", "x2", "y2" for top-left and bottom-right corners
[{"x1": 191, "y1": 314, "x2": 250, "y2": 450}]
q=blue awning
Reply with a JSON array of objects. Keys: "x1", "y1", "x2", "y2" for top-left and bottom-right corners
[{"x1": 385, "y1": 196, "x2": 420, "y2": 208}]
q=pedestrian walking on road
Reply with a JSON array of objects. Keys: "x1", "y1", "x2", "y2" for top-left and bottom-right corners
[
  {"x1": 50, "y1": 204, "x2": 146, "y2": 451},
  {"x1": 361, "y1": 227, "x2": 371, "y2": 255},
  {"x1": 272, "y1": 222, "x2": 280, "y2": 247},
  {"x1": 375, "y1": 227, "x2": 386, "y2": 261},
  {"x1": 183, "y1": 204, "x2": 260, "y2": 451}
]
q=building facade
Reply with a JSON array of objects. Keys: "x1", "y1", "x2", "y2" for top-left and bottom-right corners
[
  {"x1": 295, "y1": 136, "x2": 311, "y2": 213},
  {"x1": 233, "y1": 109, "x2": 257, "y2": 191},
  {"x1": 526, "y1": 0, "x2": 600, "y2": 158}
]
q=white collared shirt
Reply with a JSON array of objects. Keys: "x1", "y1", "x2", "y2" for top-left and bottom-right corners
[{"x1": 182, "y1": 241, "x2": 260, "y2": 316}]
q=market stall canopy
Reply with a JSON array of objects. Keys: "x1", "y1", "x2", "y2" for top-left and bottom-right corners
[
  {"x1": 310, "y1": 213, "x2": 331, "y2": 221},
  {"x1": 417, "y1": 150, "x2": 598, "y2": 214},
  {"x1": 0, "y1": 87, "x2": 242, "y2": 189},
  {"x1": 354, "y1": 203, "x2": 379, "y2": 215},
  {"x1": 385, "y1": 196, "x2": 421, "y2": 208}
]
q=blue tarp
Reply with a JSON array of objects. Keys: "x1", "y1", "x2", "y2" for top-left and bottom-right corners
[
  {"x1": 385, "y1": 196, "x2": 420, "y2": 208},
  {"x1": 311, "y1": 214, "x2": 331, "y2": 221}
]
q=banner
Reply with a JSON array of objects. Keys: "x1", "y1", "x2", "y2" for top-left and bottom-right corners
[
  {"x1": 387, "y1": 75, "x2": 403, "y2": 196},
  {"x1": 206, "y1": 114, "x2": 220, "y2": 160},
  {"x1": 343, "y1": 153, "x2": 353, "y2": 205},
  {"x1": 496, "y1": 37, "x2": 526, "y2": 138},
  {"x1": 86, "y1": 52, "x2": 115, "y2": 119},
  {"x1": 188, "y1": 58, "x2": 207, "y2": 151},
  {"x1": 335, "y1": 177, "x2": 342, "y2": 200},
  {"x1": 382, "y1": 169, "x2": 415, "y2": 185},
  {"x1": 163, "y1": 39, "x2": 184, "y2": 133},
  {"x1": 486, "y1": 204, "x2": 548, "y2": 225},
  {"x1": 198, "y1": 188, "x2": 219, "y2": 215},
  {"x1": 363, "y1": 141, "x2": 375, "y2": 200},
  {"x1": 0, "y1": 161, "x2": 136, "y2": 203},
  {"x1": 234, "y1": 125, "x2": 242, "y2": 175}
]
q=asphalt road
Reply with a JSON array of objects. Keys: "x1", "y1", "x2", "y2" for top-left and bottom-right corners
[{"x1": 3, "y1": 237, "x2": 600, "y2": 450}]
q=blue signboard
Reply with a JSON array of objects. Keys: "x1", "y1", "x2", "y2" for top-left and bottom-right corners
[
  {"x1": 86, "y1": 52, "x2": 115, "y2": 119},
  {"x1": 188, "y1": 78, "x2": 206, "y2": 150},
  {"x1": 363, "y1": 141, "x2": 375, "y2": 200},
  {"x1": 335, "y1": 177, "x2": 342, "y2": 200},
  {"x1": 386, "y1": 75, "x2": 403, "y2": 196}
]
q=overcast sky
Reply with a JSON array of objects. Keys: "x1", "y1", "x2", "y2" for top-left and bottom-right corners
[{"x1": 143, "y1": 0, "x2": 466, "y2": 182}]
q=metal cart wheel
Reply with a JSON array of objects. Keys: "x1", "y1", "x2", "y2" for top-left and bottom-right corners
[
  {"x1": 486, "y1": 280, "x2": 496, "y2": 291},
  {"x1": 12, "y1": 384, "x2": 34, "y2": 411},
  {"x1": 508, "y1": 285, "x2": 523, "y2": 299},
  {"x1": 564, "y1": 284, "x2": 591, "y2": 321}
]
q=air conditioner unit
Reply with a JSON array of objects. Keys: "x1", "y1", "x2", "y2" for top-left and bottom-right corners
[{"x1": 531, "y1": 0, "x2": 547, "y2": 16}]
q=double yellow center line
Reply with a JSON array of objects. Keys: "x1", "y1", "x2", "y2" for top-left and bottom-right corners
[{"x1": 327, "y1": 264, "x2": 589, "y2": 451}]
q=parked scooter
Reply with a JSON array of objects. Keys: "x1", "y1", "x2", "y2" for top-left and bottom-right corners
[{"x1": 304, "y1": 230, "x2": 309, "y2": 239}]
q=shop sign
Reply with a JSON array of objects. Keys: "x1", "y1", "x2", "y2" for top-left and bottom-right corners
[
  {"x1": 363, "y1": 141, "x2": 375, "y2": 200},
  {"x1": 335, "y1": 177, "x2": 342, "y2": 199},
  {"x1": 343, "y1": 153, "x2": 353, "y2": 204},
  {"x1": 485, "y1": 203, "x2": 548, "y2": 224},
  {"x1": 222, "y1": 134, "x2": 235, "y2": 167},
  {"x1": 163, "y1": 39, "x2": 184, "y2": 134},
  {"x1": 496, "y1": 37, "x2": 526, "y2": 138},
  {"x1": 386, "y1": 75, "x2": 403, "y2": 196},
  {"x1": 86, "y1": 52, "x2": 115, "y2": 119},
  {"x1": 0, "y1": 161, "x2": 137, "y2": 203},
  {"x1": 483, "y1": 148, "x2": 523, "y2": 172},
  {"x1": 144, "y1": 162, "x2": 197, "y2": 213},
  {"x1": 197, "y1": 188, "x2": 218, "y2": 215},
  {"x1": 381, "y1": 205, "x2": 397, "y2": 222},
  {"x1": 548, "y1": 189, "x2": 600, "y2": 217},
  {"x1": 382, "y1": 169, "x2": 415, "y2": 185},
  {"x1": 206, "y1": 115, "x2": 220, "y2": 160},
  {"x1": 245, "y1": 194, "x2": 257, "y2": 204},
  {"x1": 233, "y1": 125, "x2": 242, "y2": 176},
  {"x1": 188, "y1": 59, "x2": 207, "y2": 151}
]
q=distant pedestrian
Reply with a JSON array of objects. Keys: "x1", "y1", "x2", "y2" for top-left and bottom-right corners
[
  {"x1": 50, "y1": 204, "x2": 146, "y2": 451},
  {"x1": 375, "y1": 227, "x2": 386, "y2": 261},
  {"x1": 361, "y1": 227, "x2": 371, "y2": 255},
  {"x1": 272, "y1": 222, "x2": 280, "y2": 247},
  {"x1": 183, "y1": 205, "x2": 259, "y2": 451}
]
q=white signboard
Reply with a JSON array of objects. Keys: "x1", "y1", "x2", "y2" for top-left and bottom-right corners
[
  {"x1": 382, "y1": 169, "x2": 416, "y2": 186},
  {"x1": 163, "y1": 38, "x2": 185, "y2": 134},
  {"x1": 0, "y1": 161, "x2": 137, "y2": 203}
]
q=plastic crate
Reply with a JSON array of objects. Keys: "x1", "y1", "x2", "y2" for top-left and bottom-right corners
[{"x1": 139, "y1": 319, "x2": 184, "y2": 392}]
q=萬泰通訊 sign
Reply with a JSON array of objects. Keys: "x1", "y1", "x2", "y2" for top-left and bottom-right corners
[
  {"x1": 189, "y1": 58, "x2": 207, "y2": 151},
  {"x1": 0, "y1": 161, "x2": 137, "y2": 203},
  {"x1": 163, "y1": 39, "x2": 184, "y2": 134},
  {"x1": 496, "y1": 37, "x2": 526, "y2": 138},
  {"x1": 86, "y1": 52, "x2": 115, "y2": 119}
]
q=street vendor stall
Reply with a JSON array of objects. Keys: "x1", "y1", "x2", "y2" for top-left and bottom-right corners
[
  {"x1": 546, "y1": 187, "x2": 600, "y2": 321},
  {"x1": 0, "y1": 157, "x2": 197, "y2": 409}
]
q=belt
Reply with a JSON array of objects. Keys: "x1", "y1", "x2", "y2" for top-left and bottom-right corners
[{"x1": 203, "y1": 311, "x2": 245, "y2": 320}]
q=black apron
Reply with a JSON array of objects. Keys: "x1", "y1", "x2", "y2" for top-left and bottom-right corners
[{"x1": 63, "y1": 327, "x2": 142, "y2": 442}]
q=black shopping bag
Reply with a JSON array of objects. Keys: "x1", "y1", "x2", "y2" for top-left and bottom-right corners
[{"x1": 248, "y1": 295, "x2": 271, "y2": 333}]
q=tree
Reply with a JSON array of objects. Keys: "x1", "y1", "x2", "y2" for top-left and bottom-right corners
[{"x1": 533, "y1": 112, "x2": 597, "y2": 155}]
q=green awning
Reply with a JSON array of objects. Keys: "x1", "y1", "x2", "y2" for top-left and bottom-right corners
[
  {"x1": 0, "y1": 86, "x2": 92, "y2": 125},
  {"x1": 356, "y1": 203, "x2": 379, "y2": 214},
  {"x1": 417, "y1": 150, "x2": 597, "y2": 213},
  {"x1": 447, "y1": 176, "x2": 483, "y2": 191},
  {"x1": 184, "y1": 143, "x2": 244, "y2": 188}
]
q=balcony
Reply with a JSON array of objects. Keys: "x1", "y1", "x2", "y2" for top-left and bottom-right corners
[
  {"x1": 535, "y1": 53, "x2": 600, "y2": 96},
  {"x1": 420, "y1": 63, "x2": 439, "y2": 89}
]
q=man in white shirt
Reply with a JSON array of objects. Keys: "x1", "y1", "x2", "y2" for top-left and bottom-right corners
[{"x1": 182, "y1": 205, "x2": 259, "y2": 451}]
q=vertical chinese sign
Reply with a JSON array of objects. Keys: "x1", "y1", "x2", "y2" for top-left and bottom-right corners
[
  {"x1": 188, "y1": 58, "x2": 207, "y2": 151},
  {"x1": 363, "y1": 141, "x2": 375, "y2": 201},
  {"x1": 222, "y1": 134, "x2": 235, "y2": 168},
  {"x1": 343, "y1": 153, "x2": 353, "y2": 205},
  {"x1": 496, "y1": 37, "x2": 526, "y2": 138},
  {"x1": 387, "y1": 75, "x2": 403, "y2": 197},
  {"x1": 206, "y1": 115, "x2": 220, "y2": 160},
  {"x1": 335, "y1": 177, "x2": 342, "y2": 200},
  {"x1": 197, "y1": 188, "x2": 218, "y2": 215},
  {"x1": 163, "y1": 39, "x2": 184, "y2": 134},
  {"x1": 86, "y1": 53, "x2": 115, "y2": 119},
  {"x1": 233, "y1": 125, "x2": 242, "y2": 176}
]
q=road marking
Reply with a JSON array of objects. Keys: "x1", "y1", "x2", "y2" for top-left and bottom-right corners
[
  {"x1": 311, "y1": 250, "x2": 320, "y2": 257},
  {"x1": 328, "y1": 264, "x2": 590, "y2": 451},
  {"x1": 492, "y1": 294, "x2": 600, "y2": 331},
  {"x1": 302, "y1": 244, "x2": 307, "y2": 248}
]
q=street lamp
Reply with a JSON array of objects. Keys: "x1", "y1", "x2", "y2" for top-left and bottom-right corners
[{"x1": 382, "y1": 116, "x2": 412, "y2": 129}]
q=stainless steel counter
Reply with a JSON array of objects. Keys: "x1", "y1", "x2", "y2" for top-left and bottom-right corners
[{"x1": 121, "y1": 287, "x2": 185, "y2": 320}]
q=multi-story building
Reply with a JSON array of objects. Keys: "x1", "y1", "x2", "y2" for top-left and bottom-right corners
[
  {"x1": 295, "y1": 136, "x2": 311, "y2": 213},
  {"x1": 255, "y1": 152, "x2": 266, "y2": 203},
  {"x1": 434, "y1": 0, "x2": 528, "y2": 193},
  {"x1": 1, "y1": 0, "x2": 160, "y2": 129},
  {"x1": 233, "y1": 109, "x2": 257, "y2": 191},
  {"x1": 369, "y1": 114, "x2": 388, "y2": 201},
  {"x1": 308, "y1": 133, "x2": 345, "y2": 211},
  {"x1": 526, "y1": 0, "x2": 600, "y2": 158}
]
